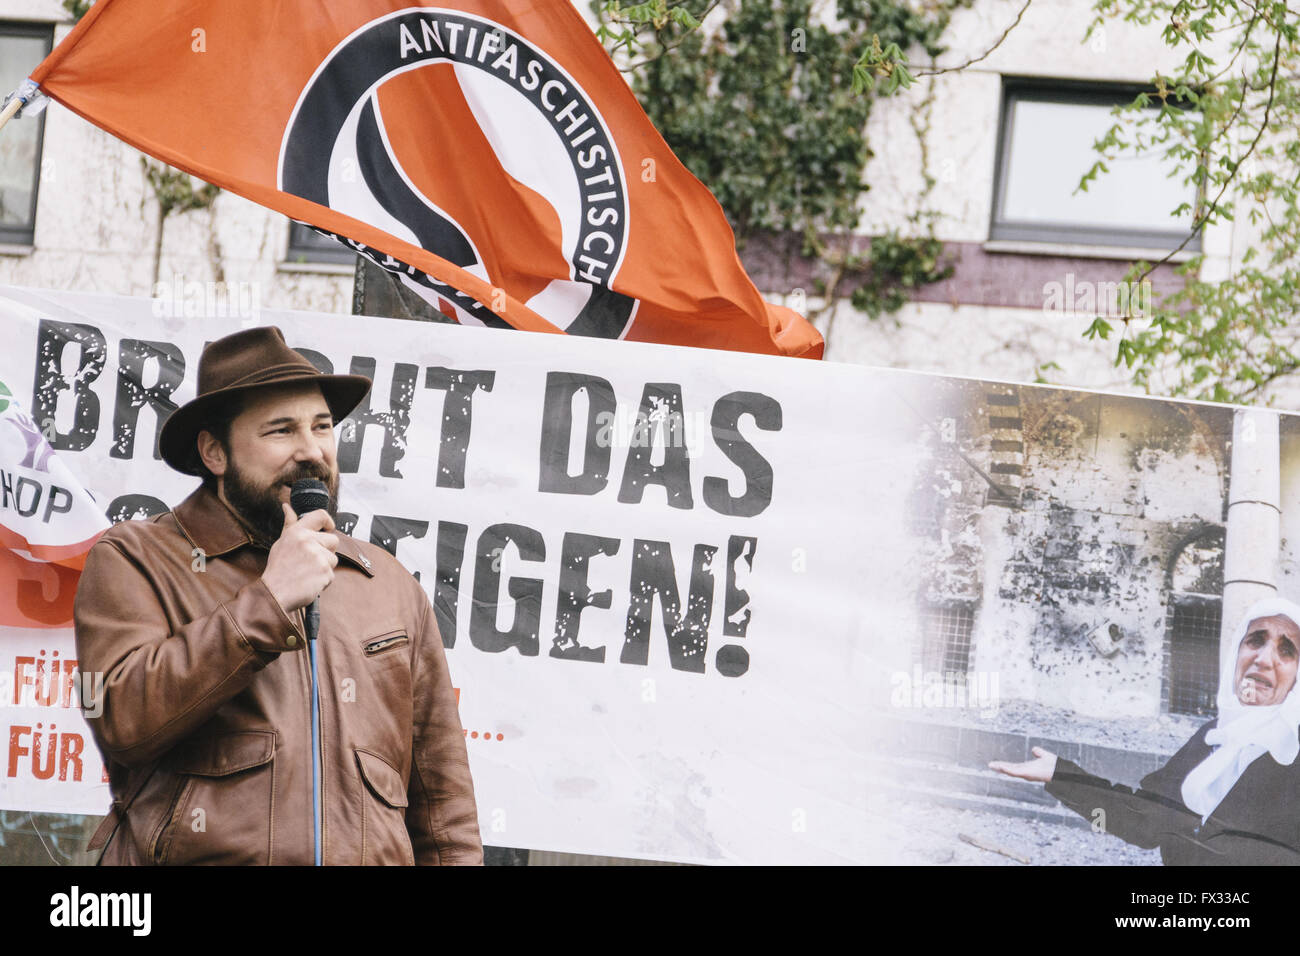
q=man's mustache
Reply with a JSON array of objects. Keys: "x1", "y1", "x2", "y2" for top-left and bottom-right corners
[
  {"x1": 272, "y1": 463, "x2": 340, "y2": 510},
  {"x1": 275, "y1": 463, "x2": 336, "y2": 489},
  {"x1": 279, "y1": 462, "x2": 331, "y2": 481}
]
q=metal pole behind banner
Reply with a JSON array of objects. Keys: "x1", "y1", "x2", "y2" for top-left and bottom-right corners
[{"x1": 350, "y1": 255, "x2": 453, "y2": 324}]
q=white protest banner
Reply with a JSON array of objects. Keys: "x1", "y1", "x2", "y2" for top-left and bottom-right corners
[
  {"x1": 0, "y1": 284, "x2": 903, "y2": 864},
  {"x1": 2, "y1": 284, "x2": 1280, "y2": 865}
]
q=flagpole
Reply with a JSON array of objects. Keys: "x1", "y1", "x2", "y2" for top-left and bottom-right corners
[
  {"x1": 0, "y1": 78, "x2": 42, "y2": 135},
  {"x1": 0, "y1": 97, "x2": 22, "y2": 134}
]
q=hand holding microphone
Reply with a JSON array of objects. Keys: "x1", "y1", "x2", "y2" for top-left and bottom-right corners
[{"x1": 261, "y1": 479, "x2": 338, "y2": 628}]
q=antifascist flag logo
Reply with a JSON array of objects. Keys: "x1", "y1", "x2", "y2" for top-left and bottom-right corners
[{"x1": 280, "y1": 10, "x2": 637, "y2": 338}]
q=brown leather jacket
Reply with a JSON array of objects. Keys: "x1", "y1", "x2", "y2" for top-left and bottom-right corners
[{"x1": 72, "y1": 485, "x2": 483, "y2": 865}]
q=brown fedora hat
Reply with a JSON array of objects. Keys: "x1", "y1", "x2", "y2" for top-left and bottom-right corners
[{"x1": 159, "y1": 326, "x2": 373, "y2": 476}]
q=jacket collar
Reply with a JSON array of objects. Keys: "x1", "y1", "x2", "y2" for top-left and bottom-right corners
[{"x1": 172, "y1": 484, "x2": 375, "y2": 577}]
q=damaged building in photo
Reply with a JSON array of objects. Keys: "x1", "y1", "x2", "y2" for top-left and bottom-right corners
[{"x1": 866, "y1": 375, "x2": 1300, "y2": 863}]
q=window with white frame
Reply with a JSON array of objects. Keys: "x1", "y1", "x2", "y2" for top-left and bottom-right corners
[
  {"x1": 990, "y1": 79, "x2": 1200, "y2": 252},
  {"x1": 0, "y1": 22, "x2": 53, "y2": 246}
]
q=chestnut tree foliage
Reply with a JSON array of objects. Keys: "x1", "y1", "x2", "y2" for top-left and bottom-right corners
[{"x1": 1071, "y1": 0, "x2": 1300, "y2": 404}]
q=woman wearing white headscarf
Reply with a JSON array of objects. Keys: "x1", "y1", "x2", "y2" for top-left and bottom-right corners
[{"x1": 990, "y1": 597, "x2": 1300, "y2": 864}]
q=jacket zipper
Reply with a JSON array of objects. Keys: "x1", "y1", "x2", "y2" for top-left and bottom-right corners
[
  {"x1": 364, "y1": 634, "x2": 409, "y2": 655},
  {"x1": 151, "y1": 776, "x2": 192, "y2": 864}
]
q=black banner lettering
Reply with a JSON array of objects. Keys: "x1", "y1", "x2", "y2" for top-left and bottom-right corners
[
  {"x1": 433, "y1": 521, "x2": 468, "y2": 649},
  {"x1": 105, "y1": 494, "x2": 169, "y2": 524},
  {"x1": 424, "y1": 367, "x2": 495, "y2": 488},
  {"x1": 703, "y1": 391, "x2": 782, "y2": 517},
  {"x1": 469, "y1": 523, "x2": 545, "y2": 656},
  {"x1": 621, "y1": 538, "x2": 716, "y2": 673},
  {"x1": 551, "y1": 531, "x2": 620, "y2": 662},
  {"x1": 617, "y1": 383, "x2": 693, "y2": 509},
  {"x1": 111, "y1": 338, "x2": 184, "y2": 460},
  {"x1": 370, "y1": 514, "x2": 429, "y2": 576},
  {"x1": 32, "y1": 319, "x2": 106, "y2": 452},
  {"x1": 337, "y1": 356, "x2": 416, "y2": 478},
  {"x1": 538, "y1": 372, "x2": 616, "y2": 495}
]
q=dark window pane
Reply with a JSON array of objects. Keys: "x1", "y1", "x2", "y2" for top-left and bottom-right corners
[
  {"x1": 919, "y1": 603, "x2": 975, "y2": 676},
  {"x1": 287, "y1": 221, "x2": 356, "y2": 264},
  {"x1": 0, "y1": 25, "x2": 52, "y2": 244},
  {"x1": 1168, "y1": 601, "x2": 1221, "y2": 717}
]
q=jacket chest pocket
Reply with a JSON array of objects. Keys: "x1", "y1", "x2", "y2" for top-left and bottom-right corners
[
  {"x1": 353, "y1": 629, "x2": 414, "y2": 732},
  {"x1": 361, "y1": 629, "x2": 410, "y2": 658},
  {"x1": 153, "y1": 731, "x2": 277, "y2": 865}
]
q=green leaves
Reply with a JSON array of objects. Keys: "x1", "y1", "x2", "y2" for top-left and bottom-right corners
[
  {"x1": 595, "y1": 0, "x2": 705, "y2": 55},
  {"x1": 1033, "y1": 360, "x2": 1063, "y2": 383},
  {"x1": 1076, "y1": 159, "x2": 1110, "y2": 195},
  {"x1": 852, "y1": 36, "x2": 914, "y2": 95},
  {"x1": 1071, "y1": 0, "x2": 1300, "y2": 404},
  {"x1": 848, "y1": 233, "x2": 955, "y2": 318},
  {"x1": 141, "y1": 158, "x2": 219, "y2": 218},
  {"x1": 1115, "y1": 337, "x2": 1139, "y2": 368},
  {"x1": 608, "y1": 0, "x2": 879, "y2": 242},
  {"x1": 1085, "y1": 317, "x2": 1113, "y2": 340},
  {"x1": 61, "y1": 0, "x2": 92, "y2": 21}
]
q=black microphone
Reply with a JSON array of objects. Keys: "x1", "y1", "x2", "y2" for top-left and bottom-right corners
[{"x1": 290, "y1": 478, "x2": 331, "y2": 642}]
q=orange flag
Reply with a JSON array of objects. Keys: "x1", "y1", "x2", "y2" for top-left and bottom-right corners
[{"x1": 27, "y1": 0, "x2": 822, "y2": 358}]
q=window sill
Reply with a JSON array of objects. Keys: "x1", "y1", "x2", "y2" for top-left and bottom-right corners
[
  {"x1": 983, "y1": 239, "x2": 1198, "y2": 264},
  {"x1": 0, "y1": 243, "x2": 34, "y2": 257},
  {"x1": 278, "y1": 259, "x2": 356, "y2": 276}
]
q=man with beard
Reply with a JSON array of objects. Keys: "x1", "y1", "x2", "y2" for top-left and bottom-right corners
[{"x1": 72, "y1": 326, "x2": 482, "y2": 865}]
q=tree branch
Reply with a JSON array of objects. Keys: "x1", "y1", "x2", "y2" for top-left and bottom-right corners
[
  {"x1": 611, "y1": 0, "x2": 725, "y2": 72},
  {"x1": 1128, "y1": 29, "x2": 1283, "y2": 291},
  {"x1": 913, "y1": 0, "x2": 1033, "y2": 78}
]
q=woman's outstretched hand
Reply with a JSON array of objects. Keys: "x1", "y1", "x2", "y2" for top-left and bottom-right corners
[{"x1": 989, "y1": 746, "x2": 1058, "y2": 783}]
